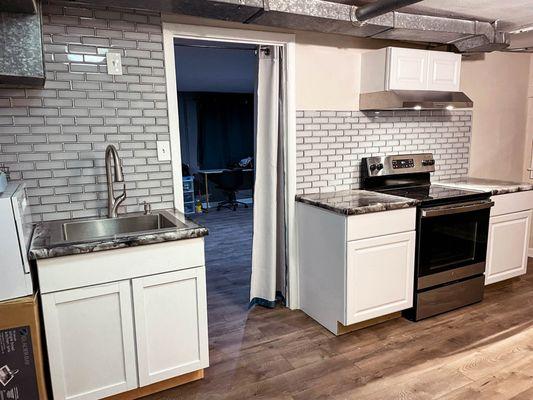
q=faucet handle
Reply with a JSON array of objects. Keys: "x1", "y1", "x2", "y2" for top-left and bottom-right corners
[
  {"x1": 115, "y1": 183, "x2": 126, "y2": 200},
  {"x1": 143, "y1": 201, "x2": 151, "y2": 215},
  {"x1": 113, "y1": 183, "x2": 127, "y2": 208}
]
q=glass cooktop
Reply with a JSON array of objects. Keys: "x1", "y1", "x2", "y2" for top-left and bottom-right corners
[{"x1": 375, "y1": 184, "x2": 490, "y2": 205}]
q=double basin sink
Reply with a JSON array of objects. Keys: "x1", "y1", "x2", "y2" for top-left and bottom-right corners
[{"x1": 52, "y1": 212, "x2": 189, "y2": 244}]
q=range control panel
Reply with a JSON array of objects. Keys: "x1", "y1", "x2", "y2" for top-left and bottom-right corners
[
  {"x1": 392, "y1": 159, "x2": 415, "y2": 169},
  {"x1": 364, "y1": 153, "x2": 436, "y2": 177}
]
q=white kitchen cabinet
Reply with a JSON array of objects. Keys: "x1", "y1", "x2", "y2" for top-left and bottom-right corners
[
  {"x1": 361, "y1": 47, "x2": 462, "y2": 93},
  {"x1": 297, "y1": 203, "x2": 416, "y2": 335},
  {"x1": 427, "y1": 51, "x2": 461, "y2": 91},
  {"x1": 41, "y1": 281, "x2": 138, "y2": 400},
  {"x1": 346, "y1": 232, "x2": 415, "y2": 325},
  {"x1": 133, "y1": 268, "x2": 209, "y2": 386},
  {"x1": 37, "y1": 238, "x2": 208, "y2": 400},
  {"x1": 485, "y1": 210, "x2": 531, "y2": 285},
  {"x1": 388, "y1": 47, "x2": 428, "y2": 91},
  {"x1": 483, "y1": 191, "x2": 533, "y2": 285}
]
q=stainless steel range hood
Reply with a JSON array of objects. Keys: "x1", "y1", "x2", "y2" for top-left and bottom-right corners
[{"x1": 359, "y1": 90, "x2": 473, "y2": 111}]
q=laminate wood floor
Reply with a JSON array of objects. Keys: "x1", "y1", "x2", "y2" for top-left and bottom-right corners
[{"x1": 145, "y1": 214, "x2": 533, "y2": 399}]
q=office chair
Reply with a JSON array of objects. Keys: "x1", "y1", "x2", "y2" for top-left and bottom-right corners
[{"x1": 213, "y1": 169, "x2": 249, "y2": 211}]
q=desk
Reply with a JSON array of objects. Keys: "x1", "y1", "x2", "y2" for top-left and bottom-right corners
[{"x1": 198, "y1": 169, "x2": 254, "y2": 210}]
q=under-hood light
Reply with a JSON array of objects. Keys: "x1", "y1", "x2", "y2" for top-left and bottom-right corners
[
  {"x1": 413, "y1": 105, "x2": 422, "y2": 110},
  {"x1": 446, "y1": 105, "x2": 454, "y2": 110}
]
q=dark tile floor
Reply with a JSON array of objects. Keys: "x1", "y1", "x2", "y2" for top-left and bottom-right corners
[{"x1": 192, "y1": 206, "x2": 254, "y2": 326}]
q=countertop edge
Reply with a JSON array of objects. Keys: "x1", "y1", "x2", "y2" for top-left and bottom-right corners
[
  {"x1": 29, "y1": 209, "x2": 209, "y2": 261},
  {"x1": 295, "y1": 194, "x2": 420, "y2": 216},
  {"x1": 29, "y1": 226, "x2": 209, "y2": 260},
  {"x1": 435, "y1": 179, "x2": 533, "y2": 196}
]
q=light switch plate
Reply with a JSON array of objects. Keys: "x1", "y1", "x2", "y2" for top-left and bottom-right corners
[
  {"x1": 157, "y1": 141, "x2": 171, "y2": 161},
  {"x1": 106, "y1": 52, "x2": 123, "y2": 75}
]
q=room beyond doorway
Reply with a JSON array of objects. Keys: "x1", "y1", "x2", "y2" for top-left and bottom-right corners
[
  {"x1": 174, "y1": 38, "x2": 257, "y2": 212},
  {"x1": 173, "y1": 36, "x2": 259, "y2": 325},
  {"x1": 162, "y1": 21, "x2": 298, "y2": 310}
]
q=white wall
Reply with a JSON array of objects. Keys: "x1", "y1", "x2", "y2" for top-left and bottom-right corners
[
  {"x1": 295, "y1": 33, "x2": 382, "y2": 110},
  {"x1": 524, "y1": 54, "x2": 533, "y2": 249},
  {"x1": 461, "y1": 52, "x2": 531, "y2": 182}
]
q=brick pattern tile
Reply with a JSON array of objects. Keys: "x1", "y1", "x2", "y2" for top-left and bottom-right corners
[
  {"x1": 296, "y1": 110, "x2": 472, "y2": 195},
  {"x1": 0, "y1": 2, "x2": 172, "y2": 221},
  {"x1": 0, "y1": 2, "x2": 473, "y2": 220}
]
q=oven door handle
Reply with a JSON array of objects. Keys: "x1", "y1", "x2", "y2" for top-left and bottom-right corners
[{"x1": 420, "y1": 200, "x2": 494, "y2": 218}]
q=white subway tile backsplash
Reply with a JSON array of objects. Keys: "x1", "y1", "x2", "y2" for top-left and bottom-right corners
[
  {"x1": 0, "y1": 1, "x2": 172, "y2": 221},
  {"x1": 296, "y1": 110, "x2": 472, "y2": 195}
]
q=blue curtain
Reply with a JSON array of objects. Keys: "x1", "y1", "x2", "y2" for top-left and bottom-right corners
[{"x1": 178, "y1": 92, "x2": 254, "y2": 170}]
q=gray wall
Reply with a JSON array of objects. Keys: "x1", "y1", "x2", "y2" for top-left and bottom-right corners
[
  {"x1": 296, "y1": 110, "x2": 472, "y2": 194},
  {"x1": 0, "y1": 1, "x2": 475, "y2": 221},
  {"x1": 0, "y1": 2, "x2": 173, "y2": 222}
]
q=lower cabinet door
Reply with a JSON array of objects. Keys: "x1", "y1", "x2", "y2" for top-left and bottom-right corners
[
  {"x1": 485, "y1": 210, "x2": 531, "y2": 285},
  {"x1": 345, "y1": 231, "x2": 415, "y2": 325},
  {"x1": 132, "y1": 267, "x2": 209, "y2": 386},
  {"x1": 41, "y1": 281, "x2": 138, "y2": 400}
]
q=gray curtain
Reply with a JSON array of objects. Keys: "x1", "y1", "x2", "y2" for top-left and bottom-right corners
[{"x1": 250, "y1": 46, "x2": 287, "y2": 308}]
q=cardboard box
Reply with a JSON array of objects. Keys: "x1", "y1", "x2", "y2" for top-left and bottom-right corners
[{"x1": 0, "y1": 294, "x2": 48, "y2": 400}]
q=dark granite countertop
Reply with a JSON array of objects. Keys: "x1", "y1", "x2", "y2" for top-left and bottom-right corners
[
  {"x1": 29, "y1": 209, "x2": 208, "y2": 260},
  {"x1": 295, "y1": 190, "x2": 420, "y2": 216},
  {"x1": 435, "y1": 177, "x2": 533, "y2": 196}
]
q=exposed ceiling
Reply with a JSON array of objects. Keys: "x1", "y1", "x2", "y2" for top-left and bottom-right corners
[
  {"x1": 328, "y1": 0, "x2": 533, "y2": 50},
  {"x1": 80, "y1": 0, "x2": 533, "y2": 52},
  {"x1": 332, "y1": 0, "x2": 533, "y2": 32}
]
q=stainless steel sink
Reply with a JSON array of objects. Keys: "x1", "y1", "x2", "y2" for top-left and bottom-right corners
[{"x1": 62, "y1": 213, "x2": 185, "y2": 242}]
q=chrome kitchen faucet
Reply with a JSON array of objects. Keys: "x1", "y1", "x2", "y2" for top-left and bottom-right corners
[{"x1": 105, "y1": 144, "x2": 127, "y2": 218}]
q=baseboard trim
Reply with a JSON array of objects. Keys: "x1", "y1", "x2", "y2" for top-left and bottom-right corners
[
  {"x1": 529, "y1": 247, "x2": 533, "y2": 258},
  {"x1": 337, "y1": 311, "x2": 402, "y2": 335},
  {"x1": 104, "y1": 370, "x2": 204, "y2": 400}
]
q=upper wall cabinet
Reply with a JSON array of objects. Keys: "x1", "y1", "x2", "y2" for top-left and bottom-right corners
[{"x1": 361, "y1": 47, "x2": 461, "y2": 93}]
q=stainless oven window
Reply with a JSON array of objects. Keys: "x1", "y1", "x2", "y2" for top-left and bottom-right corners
[{"x1": 417, "y1": 207, "x2": 490, "y2": 277}]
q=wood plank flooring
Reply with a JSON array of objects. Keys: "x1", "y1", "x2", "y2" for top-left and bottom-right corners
[{"x1": 145, "y1": 212, "x2": 533, "y2": 399}]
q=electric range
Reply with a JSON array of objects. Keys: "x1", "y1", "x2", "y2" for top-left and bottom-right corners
[{"x1": 361, "y1": 153, "x2": 493, "y2": 321}]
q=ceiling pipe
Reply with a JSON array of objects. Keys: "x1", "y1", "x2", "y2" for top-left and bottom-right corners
[{"x1": 355, "y1": 0, "x2": 424, "y2": 22}]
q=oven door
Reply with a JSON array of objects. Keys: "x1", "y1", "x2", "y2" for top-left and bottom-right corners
[{"x1": 417, "y1": 200, "x2": 493, "y2": 289}]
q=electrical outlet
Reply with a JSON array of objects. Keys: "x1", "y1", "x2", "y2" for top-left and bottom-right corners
[
  {"x1": 157, "y1": 141, "x2": 171, "y2": 161},
  {"x1": 106, "y1": 52, "x2": 123, "y2": 75}
]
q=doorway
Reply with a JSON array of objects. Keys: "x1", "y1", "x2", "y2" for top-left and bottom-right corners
[
  {"x1": 162, "y1": 23, "x2": 299, "y2": 310},
  {"x1": 174, "y1": 38, "x2": 258, "y2": 323}
]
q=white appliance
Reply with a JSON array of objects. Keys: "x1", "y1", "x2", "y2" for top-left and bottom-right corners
[{"x1": 0, "y1": 182, "x2": 34, "y2": 301}]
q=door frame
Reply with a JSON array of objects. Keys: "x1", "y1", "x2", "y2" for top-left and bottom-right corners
[{"x1": 162, "y1": 22, "x2": 299, "y2": 309}]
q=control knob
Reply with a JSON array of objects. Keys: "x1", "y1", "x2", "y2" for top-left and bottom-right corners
[
  {"x1": 369, "y1": 163, "x2": 377, "y2": 172},
  {"x1": 376, "y1": 163, "x2": 384, "y2": 171}
]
